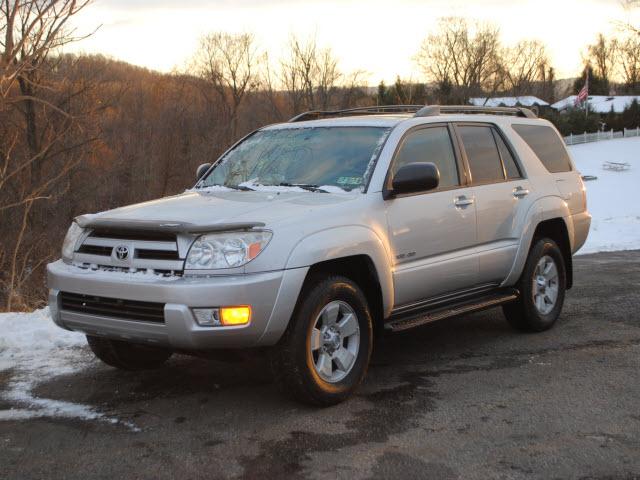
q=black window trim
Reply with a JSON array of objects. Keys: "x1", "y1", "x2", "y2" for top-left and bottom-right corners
[
  {"x1": 382, "y1": 122, "x2": 468, "y2": 200},
  {"x1": 452, "y1": 122, "x2": 527, "y2": 187},
  {"x1": 491, "y1": 126, "x2": 524, "y2": 180}
]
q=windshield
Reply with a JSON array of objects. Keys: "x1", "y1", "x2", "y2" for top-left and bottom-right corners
[{"x1": 198, "y1": 126, "x2": 391, "y2": 192}]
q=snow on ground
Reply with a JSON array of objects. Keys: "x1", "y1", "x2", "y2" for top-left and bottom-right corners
[
  {"x1": 0, "y1": 308, "x2": 138, "y2": 429},
  {"x1": 568, "y1": 136, "x2": 640, "y2": 254}
]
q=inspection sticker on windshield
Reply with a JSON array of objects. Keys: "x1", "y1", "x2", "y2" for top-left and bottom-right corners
[{"x1": 337, "y1": 177, "x2": 362, "y2": 185}]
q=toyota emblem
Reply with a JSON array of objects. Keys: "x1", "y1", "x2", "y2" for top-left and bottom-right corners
[{"x1": 114, "y1": 245, "x2": 130, "y2": 261}]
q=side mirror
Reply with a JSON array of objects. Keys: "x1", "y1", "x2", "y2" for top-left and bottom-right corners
[
  {"x1": 388, "y1": 162, "x2": 440, "y2": 197},
  {"x1": 196, "y1": 163, "x2": 212, "y2": 182}
]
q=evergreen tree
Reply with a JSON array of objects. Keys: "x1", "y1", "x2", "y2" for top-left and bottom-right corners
[
  {"x1": 622, "y1": 99, "x2": 640, "y2": 129},
  {"x1": 604, "y1": 105, "x2": 619, "y2": 131},
  {"x1": 573, "y1": 65, "x2": 609, "y2": 96},
  {"x1": 376, "y1": 81, "x2": 387, "y2": 105}
]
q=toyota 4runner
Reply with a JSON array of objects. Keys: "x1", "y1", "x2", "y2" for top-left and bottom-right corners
[{"x1": 47, "y1": 105, "x2": 591, "y2": 405}]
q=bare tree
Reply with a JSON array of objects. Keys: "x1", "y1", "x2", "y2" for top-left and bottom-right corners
[
  {"x1": 503, "y1": 40, "x2": 550, "y2": 97},
  {"x1": 279, "y1": 35, "x2": 343, "y2": 113},
  {"x1": 192, "y1": 32, "x2": 260, "y2": 140},
  {"x1": 620, "y1": 34, "x2": 640, "y2": 92},
  {"x1": 279, "y1": 36, "x2": 309, "y2": 113},
  {"x1": 415, "y1": 17, "x2": 505, "y2": 104},
  {"x1": 0, "y1": 0, "x2": 97, "y2": 311},
  {"x1": 621, "y1": 0, "x2": 640, "y2": 35},
  {"x1": 315, "y1": 47, "x2": 340, "y2": 110},
  {"x1": 587, "y1": 33, "x2": 618, "y2": 87}
]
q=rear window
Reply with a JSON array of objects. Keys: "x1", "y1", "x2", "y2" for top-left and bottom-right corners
[{"x1": 512, "y1": 124, "x2": 572, "y2": 173}]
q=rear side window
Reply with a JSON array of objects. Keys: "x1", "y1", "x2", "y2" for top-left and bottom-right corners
[
  {"x1": 393, "y1": 126, "x2": 460, "y2": 189},
  {"x1": 512, "y1": 124, "x2": 572, "y2": 173},
  {"x1": 458, "y1": 125, "x2": 504, "y2": 184},
  {"x1": 493, "y1": 130, "x2": 521, "y2": 179}
]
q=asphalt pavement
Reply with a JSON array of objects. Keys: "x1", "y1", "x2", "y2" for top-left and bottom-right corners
[{"x1": 1, "y1": 250, "x2": 639, "y2": 479}]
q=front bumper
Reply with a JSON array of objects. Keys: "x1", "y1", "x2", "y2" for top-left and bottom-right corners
[{"x1": 47, "y1": 260, "x2": 307, "y2": 349}]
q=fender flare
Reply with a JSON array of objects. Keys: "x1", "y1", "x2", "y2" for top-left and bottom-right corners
[
  {"x1": 285, "y1": 225, "x2": 395, "y2": 317},
  {"x1": 502, "y1": 195, "x2": 572, "y2": 287}
]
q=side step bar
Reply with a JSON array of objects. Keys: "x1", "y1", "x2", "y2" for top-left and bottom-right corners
[{"x1": 385, "y1": 289, "x2": 520, "y2": 333}]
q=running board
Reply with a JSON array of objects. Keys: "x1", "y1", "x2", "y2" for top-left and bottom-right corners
[{"x1": 385, "y1": 289, "x2": 520, "y2": 333}]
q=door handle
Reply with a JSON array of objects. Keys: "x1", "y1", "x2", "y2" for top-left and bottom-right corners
[
  {"x1": 454, "y1": 195, "x2": 474, "y2": 207},
  {"x1": 513, "y1": 186, "x2": 529, "y2": 198}
]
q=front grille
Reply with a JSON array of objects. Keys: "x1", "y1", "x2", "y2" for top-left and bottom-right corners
[
  {"x1": 77, "y1": 244, "x2": 112, "y2": 256},
  {"x1": 136, "y1": 248, "x2": 180, "y2": 260},
  {"x1": 74, "y1": 228, "x2": 184, "y2": 273},
  {"x1": 60, "y1": 292, "x2": 165, "y2": 323}
]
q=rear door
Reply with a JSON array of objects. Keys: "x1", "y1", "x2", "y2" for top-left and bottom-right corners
[
  {"x1": 385, "y1": 124, "x2": 479, "y2": 307},
  {"x1": 511, "y1": 124, "x2": 584, "y2": 215},
  {"x1": 454, "y1": 123, "x2": 532, "y2": 285}
]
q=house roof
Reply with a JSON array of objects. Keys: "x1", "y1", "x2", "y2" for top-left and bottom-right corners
[
  {"x1": 469, "y1": 96, "x2": 549, "y2": 107},
  {"x1": 551, "y1": 95, "x2": 640, "y2": 113}
]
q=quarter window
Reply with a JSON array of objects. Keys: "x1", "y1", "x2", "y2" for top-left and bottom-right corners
[
  {"x1": 512, "y1": 124, "x2": 572, "y2": 173},
  {"x1": 458, "y1": 125, "x2": 505, "y2": 184},
  {"x1": 392, "y1": 126, "x2": 459, "y2": 189}
]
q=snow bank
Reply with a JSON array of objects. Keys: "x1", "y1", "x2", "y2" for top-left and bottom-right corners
[
  {"x1": 0, "y1": 308, "x2": 138, "y2": 429},
  {"x1": 469, "y1": 96, "x2": 549, "y2": 107},
  {"x1": 568, "y1": 136, "x2": 640, "y2": 254},
  {"x1": 553, "y1": 95, "x2": 640, "y2": 114},
  {"x1": 0, "y1": 308, "x2": 84, "y2": 372}
]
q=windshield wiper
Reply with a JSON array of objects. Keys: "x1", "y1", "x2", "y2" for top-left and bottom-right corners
[
  {"x1": 278, "y1": 182, "x2": 329, "y2": 193},
  {"x1": 199, "y1": 183, "x2": 255, "y2": 191},
  {"x1": 229, "y1": 184, "x2": 256, "y2": 191}
]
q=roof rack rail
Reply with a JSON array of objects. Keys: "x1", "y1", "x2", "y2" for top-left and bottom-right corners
[
  {"x1": 415, "y1": 105, "x2": 537, "y2": 119},
  {"x1": 288, "y1": 104, "x2": 538, "y2": 123},
  {"x1": 288, "y1": 105, "x2": 424, "y2": 122}
]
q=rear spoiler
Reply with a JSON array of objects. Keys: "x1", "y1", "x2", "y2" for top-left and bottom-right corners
[{"x1": 74, "y1": 215, "x2": 265, "y2": 234}]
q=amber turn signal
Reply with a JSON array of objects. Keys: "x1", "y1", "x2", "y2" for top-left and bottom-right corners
[{"x1": 220, "y1": 306, "x2": 251, "y2": 326}]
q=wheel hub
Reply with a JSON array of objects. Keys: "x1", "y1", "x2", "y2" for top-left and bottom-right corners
[
  {"x1": 322, "y1": 327, "x2": 341, "y2": 354},
  {"x1": 309, "y1": 300, "x2": 361, "y2": 384},
  {"x1": 532, "y1": 255, "x2": 559, "y2": 315}
]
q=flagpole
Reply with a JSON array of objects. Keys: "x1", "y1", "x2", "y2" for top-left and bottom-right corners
[{"x1": 585, "y1": 68, "x2": 589, "y2": 119}]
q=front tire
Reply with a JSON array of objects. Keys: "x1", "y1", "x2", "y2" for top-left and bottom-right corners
[
  {"x1": 86, "y1": 336, "x2": 172, "y2": 371},
  {"x1": 271, "y1": 275, "x2": 373, "y2": 406},
  {"x1": 503, "y1": 237, "x2": 566, "y2": 332}
]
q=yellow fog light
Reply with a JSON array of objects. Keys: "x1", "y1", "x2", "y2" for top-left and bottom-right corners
[{"x1": 220, "y1": 306, "x2": 251, "y2": 326}]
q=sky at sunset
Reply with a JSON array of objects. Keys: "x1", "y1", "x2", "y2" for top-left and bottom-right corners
[{"x1": 67, "y1": 0, "x2": 638, "y2": 84}]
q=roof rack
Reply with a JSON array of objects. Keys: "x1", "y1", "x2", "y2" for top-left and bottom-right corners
[
  {"x1": 288, "y1": 104, "x2": 537, "y2": 123},
  {"x1": 414, "y1": 105, "x2": 537, "y2": 119},
  {"x1": 288, "y1": 105, "x2": 424, "y2": 122}
]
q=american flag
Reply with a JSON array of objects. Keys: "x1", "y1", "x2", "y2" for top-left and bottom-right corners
[{"x1": 575, "y1": 75, "x2": 589, "y2": 106}]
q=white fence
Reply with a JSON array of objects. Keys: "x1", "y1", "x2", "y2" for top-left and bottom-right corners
[{"x1": 564, "y1": 127, "x2": 640, "y2": 146}]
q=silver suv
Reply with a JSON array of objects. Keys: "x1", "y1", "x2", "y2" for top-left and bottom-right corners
[{"x1": 47, "y1": 105, "x2": 591, "y2": 405}]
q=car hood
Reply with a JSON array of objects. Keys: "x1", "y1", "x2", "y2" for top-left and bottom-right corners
[{"x1": 76, "y1": 189, "x2": 362, "y2": 232}]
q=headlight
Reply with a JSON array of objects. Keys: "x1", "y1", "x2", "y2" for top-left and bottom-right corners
[
  {"x1": 186, "y1": 231, "x2": 272, "y2": 269},
  {"x1": 61, "y1": 222, "x2": 85, "y2": 261}
]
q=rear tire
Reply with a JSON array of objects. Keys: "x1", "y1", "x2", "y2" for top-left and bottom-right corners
[
  {"x1": 86, "y1": 335, "x2": 172, "y2": 371},
  {"x1": 503, "y1": 237, "x2": 566, "y2": 332},
  {"x1": 270, "y1": 275, "x2": 373, "y2": 406}
]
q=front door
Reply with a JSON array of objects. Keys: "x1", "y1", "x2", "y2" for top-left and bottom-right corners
[{"x1": 385, "y1": 124, "x2": 479, "y2": 307}]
